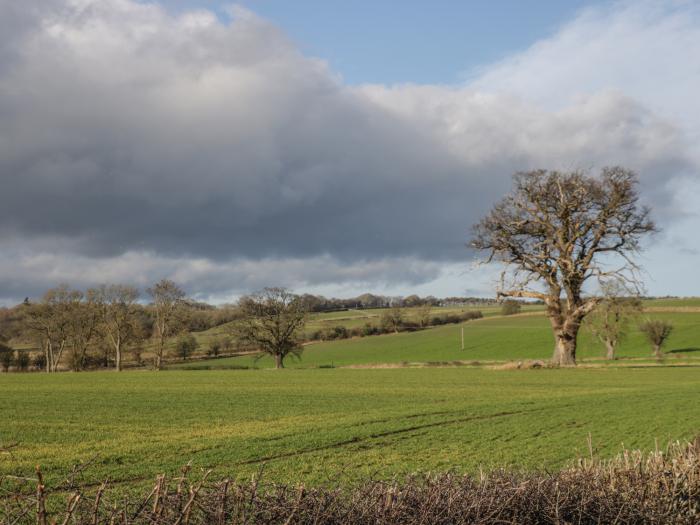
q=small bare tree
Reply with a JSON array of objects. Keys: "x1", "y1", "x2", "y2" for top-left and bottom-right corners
[
  {"x1": 587, "y1": 289, "x2": 642, "y2": 360},
  {"x1": 416, "y1": 304, "x2": 433, "y2": 328},
  {"x1": 147, "y1": 279, "x2": 185, "y2": 370},
  {"x1": 472, "y1": 168, "x2": 655, "y2": 366},
  {"x1": 381, "y1": 306, "x2": 404, "y2": 334},
  {"x1": 500, "y1": 300, "x2": 522, "y2": 316},
  {"x1": 639, "y1": 319, "x2": 673, "y2": 358},
  {"x1": 94, "y1": 284, "x2": 141, "y2": 371},
  {"x1": 235, "y1": 287, "x2": 308, "y2": 369}
]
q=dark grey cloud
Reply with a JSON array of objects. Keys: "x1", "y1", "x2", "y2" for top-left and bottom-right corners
[{"x1": 0, "y1": 0, "x2": 698, "y2": 302}]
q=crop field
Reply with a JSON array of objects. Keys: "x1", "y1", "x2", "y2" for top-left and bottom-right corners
[
  {"x1": 173, "y1": 310, "x2": 700, "y2": 369},
  {"x1": 1, "y1": 367, "x2": 699, "y2": 494},
  {"x1": 163, "y1": 305, "x2": 527, "y2": 357},
  {"x1": 2, "y1": 300, "x2": 699, "y2": 500}
]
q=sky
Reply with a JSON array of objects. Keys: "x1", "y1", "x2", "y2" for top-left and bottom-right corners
[{"x1": 0, "y1": 0, "x2": 699, "y2": 304}]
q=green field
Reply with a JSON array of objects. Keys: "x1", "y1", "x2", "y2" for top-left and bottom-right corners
[
  {"x1": 1, "y1": 367, "x2": 699, "y2": 492},
  {"x1": 173, "y1": 311, "x2": 700, "y2": 369},
  {"x1": 2, "y1": 302, "x2": 699, "y2": 496},
  {"x1": 166, "y1": 305, "x2": 527, "y2": 358}
]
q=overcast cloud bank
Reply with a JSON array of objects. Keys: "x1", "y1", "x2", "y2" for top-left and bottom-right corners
[{"x1": 0, "y1": 0, "x2": 698, "y2": 302}]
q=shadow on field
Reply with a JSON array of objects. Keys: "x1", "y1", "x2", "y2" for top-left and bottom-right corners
[{"x1": 668, "y1": 347, "x2": 700, "y2": 354}]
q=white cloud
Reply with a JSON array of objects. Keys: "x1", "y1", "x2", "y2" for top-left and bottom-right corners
[{"x1": 0, "y1": 0, "x2": 698, "y2": 301}]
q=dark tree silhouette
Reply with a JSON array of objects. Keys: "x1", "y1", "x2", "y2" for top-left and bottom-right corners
[{"x1": 235, "y1": 288, "x2": 308, "y2": 369}]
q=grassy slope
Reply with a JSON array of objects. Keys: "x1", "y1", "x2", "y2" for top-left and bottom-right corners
[
  {"x1": 1, "y1": 367, "x2": 699, "y2": 490},
  {"x1": 173, "y1": 311, "x2": 700, "y2": 369}
]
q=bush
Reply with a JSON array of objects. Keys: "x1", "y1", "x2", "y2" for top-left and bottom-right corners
[
  {"x1": 460, "y1": 311, "x2": 483, "y2": 321},
  {"x1": 501, "y1": 300, "x2": 522, "y2": 316},
  {"x1": 15, "y1": 351, "x2": 30, "y2": 371},
  {"x1": 175, "y1": 333, "x2": 199, "y2": 360},
  {"x1": 131, "y1": 345, "x2": 144, "y2": 366},
  {"x1": 361, "y1": 323, "x2": 380, "y2": 336},
  {"x1": 639, "y1": 319, "x2": 674, "y2": 358},
  {"x1": 348, "y1": 327, "x2": 363, "y2": 338},
  {"x1": 0, "y1": 346, "x2": 14, "y2": 372},
  {"x1": 207, "y1": 339, "x2": 222, "y2": 357},
  {"x1": 400, "y1": 320, "x2": 420, "y2": 331},
  {"x1": 429, "y1": 311, "x2": 482, "y2": 326},
  {"x1": 32, "y1": 353, "x2": 46, "y2": 371},
  {"x1": 221, "y1": 337, "x2": 233, "y2": 353},
  {"x1": 321, "y1": 326, "x2": 350, "y2": 340},
  {"x1": 380, "y1": 307, "x2": 404, "y2": 333}
]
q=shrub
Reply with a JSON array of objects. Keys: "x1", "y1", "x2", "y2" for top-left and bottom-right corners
[
  {"x1": 131, "y1": 345, "x2": 144, "y2": 366},
  {"x1": 348, "y1": 327, "x2": 363, "y2": 338},
  {"x1": 175, "y1": 333, "x2": 199, "y2": 360},
  {"x1": 639, "y1": 319, "x2": 674, "y2": 358},
  {"x1": 32, "y1": 353, "x2": 46, "y2": 371},
  {"x1": 207, "y1": 339, "x2": 222, "y2": 357},
  {"x1": 460, "y1": 311, "x2": 483, "y2": 321},
  {"x1": 15, "y1": 351, "x2": 30, "y2": 371},
  {"x1": 380, "y1": 307, "x2": 404, "y2": 333},
  {"x1": 501, "y1": 300, "x2": 522, "y2": 316},
  {"x1": 400, "y1": 320, "x2": 420, "y2": 331},
  {"x1": 430, "y1": 315, "x2": 447, "y2": 326},
  {"x1": 321, "y1": 326, "x2": 350, "y2": 340},
  {"x1": 361, "y1": 323, "x2": 380, "y2": 336},
  {"x1": 221, "y1": 337, "x2": 233, "y2": 353},
  {"x1": 332, "y1": 326, "x2": 349, "y2": 339},
  {"x1": 0, "y1": 346, "x2": 13, "y2": 372},
  {"x1": 429, "y1": 311, "x2": 482, "y2": 326}
]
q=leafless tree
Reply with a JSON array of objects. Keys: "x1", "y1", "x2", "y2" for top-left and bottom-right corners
[
  {"x1": 147, "y1": 279, "x2": 185, "y2": 370},
  {"x1": 94, "y1": 284, "x2": 141, "y2": 371},
  {"x1": 416, "y1": 304, "x2": 433, "y2": 328},
  {"x1": 472, "y1": 167, "x2": 655, "y2": 365},
  {"x1": 587, "y1": 286, "x2": 643, "y2": 360},
  {"x1": 381, "y1": 306, "x2": 405, "y2": 334},
  {"x1": 640, "y1": 319, "x2": 674, "y2": 358},
  {"x1": 500, "y1": 299, "x2": 522, "y2": 316},
  {"x1": 235, "y1": 287, "x2": 308, "y2": 369},
  {"x1": 23, "y1": 285, "x2": 79, "y2": 372},
  {"x1": 65, "y1": 288, "x2": 101, "y2": 371}
]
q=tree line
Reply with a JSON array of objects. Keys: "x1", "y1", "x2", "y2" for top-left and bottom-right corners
[
  {"x1": 298, "y1": 293, "x2": 501, "y2": 312},
  {"x1": 0, "y1": 284, "x2": 494, "y2": 372},
  {"x1": 0, "y1": 280, "x2": 221, "y2": 372}
]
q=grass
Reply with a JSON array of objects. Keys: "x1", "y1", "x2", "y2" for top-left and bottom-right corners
[
  {"x1": 172, "y1": 310, "x2": 700, "y2": 369},
  {"x1": 1, "y1": 367, "x2": 699, "y2": 493},
  {"x1": 3, "y1": 299, "x2": 699, "y2": 501}
]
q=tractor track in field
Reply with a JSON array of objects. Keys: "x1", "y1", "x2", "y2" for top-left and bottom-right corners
[
  {"x1": 10, "y1": 407, "x2": 555, "y2": 492},
  {"x1": 232, "y1": 404, "x2": 567, "y2": 466}
]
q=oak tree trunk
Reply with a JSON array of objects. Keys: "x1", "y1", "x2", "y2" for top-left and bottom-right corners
[
  {"x1": 653, "y1": 344, "x2": 662, "y2": 358},
  {"x1": 274, "y1": 354, "x2": 284, "y2": 369},
  {"x1": 552, "y1": 331, "x2": 577, "y2": 366}
]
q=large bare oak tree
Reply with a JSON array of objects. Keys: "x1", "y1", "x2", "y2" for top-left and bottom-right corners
[{"x1": 471, "y1": 167, "x2": 655, "y2": 366}]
